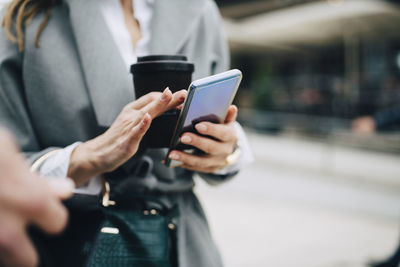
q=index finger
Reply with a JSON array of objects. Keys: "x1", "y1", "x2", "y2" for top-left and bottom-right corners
[
  {"x1": 142, "y1": 89, "x2": 186, "y2": 118},
  {"x1": 127, "y1": 91, "x2": 161, "y2": 110},
  {"x1": 194, "y1": 122, "x2": 237, "y2": 143}
]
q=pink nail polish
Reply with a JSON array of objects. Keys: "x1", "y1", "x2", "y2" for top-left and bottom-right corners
[{"x1": 161, "y1": 87, "x2": 170, "y2": 101}]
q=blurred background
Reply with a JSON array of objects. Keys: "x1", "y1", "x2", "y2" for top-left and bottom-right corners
[
  {"x1": 197, "y1": 0, "x2": 400, "y2": 266},
  {"x1": 1, "y1": 0, "x2": 400, "y2": 266}
]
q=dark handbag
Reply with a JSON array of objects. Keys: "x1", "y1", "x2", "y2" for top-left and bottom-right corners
[
  {"x1": 30, "y1": 181, "x2": 179, "y2": 267},
  {"x1": 85, "y1": 181, "x2": 179, "y2": 267}
]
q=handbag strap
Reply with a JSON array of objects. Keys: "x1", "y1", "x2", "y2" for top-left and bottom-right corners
[
  {"x1": 30, "y1": 149, "x2": 63, "y2": 172},
  {"x1": 101, "y1": 178, "x2": 177, "y2": 218}
]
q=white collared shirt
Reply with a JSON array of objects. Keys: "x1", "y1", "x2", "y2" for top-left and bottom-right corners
[{"x1": 98, "y1": 0, "x2": 154, "y2": 69}]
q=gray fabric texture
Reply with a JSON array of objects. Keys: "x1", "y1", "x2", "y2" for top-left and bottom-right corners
[{"x1": 0, "y1": 0, "x2": 231, "y2": 266}]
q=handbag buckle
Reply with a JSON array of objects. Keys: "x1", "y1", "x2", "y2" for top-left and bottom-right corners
[{"x1": 102, "y1": 179, "x2": 116, "y2": 207}]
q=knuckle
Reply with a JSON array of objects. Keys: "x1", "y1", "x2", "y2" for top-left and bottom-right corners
[
  {"x1": 190, "y1": 136, "x2": 201, "y2": 149},
  {"x1": 120, "y1": 117, "x2": 131, "y2": 127},
  {"x1": 138, "y1": 109, "x2": 146, "y2": 117},
  {"x1": 203, "y1": 142, "x2": 213, "y2": 154},
  {"x1": 205, "y1": 122, "x2": 214, "y2": 132},
  {"x1": 187, "y1": 157, "x2": 198, "y2": 167},
  {"x1": 180, "y1": 154, "x2": 191, "y2": 164},
  {"x1": 122, "y1": 104, "x2": 132, "y2": 113}
]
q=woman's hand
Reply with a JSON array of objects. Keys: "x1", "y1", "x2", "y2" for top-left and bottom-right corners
[
  {"x1": 168, "y1": 105, "x2": 238, "y2": 173},
  {"x1": 68, "y1": 88, "x2": 186, "y2": 186}
]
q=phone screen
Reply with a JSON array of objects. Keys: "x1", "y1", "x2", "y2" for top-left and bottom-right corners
[
  {"x1": 165, "y1": 70, "x2": 242, "y2": 167},
  {"x1": 181, "y1": 76, "x2": 240, "y2": 133}
]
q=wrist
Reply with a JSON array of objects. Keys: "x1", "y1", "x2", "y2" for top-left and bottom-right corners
[{"x1": 68, "y1": 141, "x2": 103, "y2": 186}]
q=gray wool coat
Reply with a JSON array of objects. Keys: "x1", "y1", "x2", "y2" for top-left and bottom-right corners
[{"x1": 0, "y1": 0, "x2": 233, "y2": 266}]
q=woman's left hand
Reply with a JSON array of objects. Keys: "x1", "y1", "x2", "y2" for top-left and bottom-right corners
[{"x1": 168, "y1": 105, "x2": 238, "y2": 173}]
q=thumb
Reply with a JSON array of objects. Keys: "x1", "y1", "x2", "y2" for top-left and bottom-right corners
[
  {"x1": 47, "y1": 178, "x2": 75, "y2": 200},
  {"x1": 225, "y1": 105, "x2": 238, "y2": 124}
]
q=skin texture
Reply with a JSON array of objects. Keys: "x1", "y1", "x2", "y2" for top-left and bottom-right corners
[
  {"x1": 120, "y1": 0, "x2": 141, "y2": 50},
  {"x1": 116, "y1": 0, "x2": 240, "y2": 174},
  {"x1": 169, "y1": 105, "x2": 239, "y2": 173},
  {"x1": 68, "y1": 88, "x2": 187, "y2": 186},
  {"x1": 68, "y1": 0, "x2": 238, "y2": 183},
  {"x1": 0, "y1": 129, "x2": 74, "y2": 267}
]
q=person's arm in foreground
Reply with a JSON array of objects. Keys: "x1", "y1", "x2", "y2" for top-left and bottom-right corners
[{"x1": 0, "y1": 129, "x2": 74, "y2": 267}]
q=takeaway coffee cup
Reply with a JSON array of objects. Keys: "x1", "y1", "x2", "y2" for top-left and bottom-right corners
[{"x1": 130, "y1": 55, "x2": 195, "y2": 148}]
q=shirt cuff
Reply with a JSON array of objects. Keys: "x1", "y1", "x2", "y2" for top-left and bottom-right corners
[{"x1": 39, "y1": 142, "x2": 102, "y2": 195}]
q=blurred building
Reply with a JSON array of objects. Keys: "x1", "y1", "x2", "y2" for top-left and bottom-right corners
[{"x1": 216, "y1": 0, "x2": 400, "y2": 148}]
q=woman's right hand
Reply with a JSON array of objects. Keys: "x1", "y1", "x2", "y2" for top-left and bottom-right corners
[{"x1": 68, "y1": 88, "x2": 186, "y2": 186}]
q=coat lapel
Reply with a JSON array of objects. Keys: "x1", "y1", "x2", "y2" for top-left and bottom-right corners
[
  {"x1": 148, "y1": 0, "x2": 206, "y2": 54},
  {"x1": 64, "y1": 0, "x2": 207, "y2": 126},
  {"x1": 66, "y1": 0, "x2": 134, "y2": 127}
]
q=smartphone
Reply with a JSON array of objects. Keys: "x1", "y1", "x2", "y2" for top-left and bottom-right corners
[{"x1": 164, "y1": 69, "x2": 242, "y2": 167}]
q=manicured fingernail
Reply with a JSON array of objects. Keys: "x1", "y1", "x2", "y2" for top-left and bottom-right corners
[
  {"x1": 169, "y1": 153, "x2": 179, "y2": 160},
  {"x1": 161, "y1": 87, "x2": 171, "y2": 102},
  {"x1": 180, "y1": 135, "x2": 191, "y2": 144},
  {"x1": 195, "y1": 123, "x2": 207, "y2": 132}
]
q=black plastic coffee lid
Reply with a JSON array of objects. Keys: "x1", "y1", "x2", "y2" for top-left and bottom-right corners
[
  {"x1": 137, "y1": 55, "x2": 188, "y2": 62},
  {"x1": 131, "y1": 60, "x2": 194, "y2": 73}
]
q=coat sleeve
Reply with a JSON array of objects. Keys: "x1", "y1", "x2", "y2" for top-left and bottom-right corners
[
  {"x1": 196, "y1": 0, "x2": 253, "y2": 185},
  {"x1": 0, "y1": 18, "x2": 61, "y2": 165}
]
